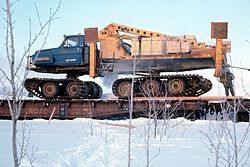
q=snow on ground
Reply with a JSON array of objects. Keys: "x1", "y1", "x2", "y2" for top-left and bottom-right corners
[{"x1": 0, "y1": 118, "x2": 250, "y2": 167}]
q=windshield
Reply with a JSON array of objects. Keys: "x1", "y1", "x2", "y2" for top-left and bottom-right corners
[{"x1": 64, "y1": 36, "x2": 79, "y2": 47}]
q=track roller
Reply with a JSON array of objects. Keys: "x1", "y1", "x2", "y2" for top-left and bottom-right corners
[
  {"x1": 167, "y1": 78, "x2": 186, "y2": 96},
  {"x1": 112, "y1": 79, "x2": 132, "y2": 98},
  {"x1": 65, "y1": 81, "x2": 82, "y2": 98},
  {"x1": 141, "y1": 79, "x2": 161, "y2": 97},
  {"x1": 41, "y1": 82, "x2": 59, "y2": 98}
]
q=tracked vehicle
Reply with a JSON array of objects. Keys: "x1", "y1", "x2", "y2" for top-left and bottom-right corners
[{"x1": 25, "y1": 22, "x2": 231, "y2": 99}]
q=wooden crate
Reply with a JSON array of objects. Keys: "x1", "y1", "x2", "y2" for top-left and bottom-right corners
[
  {"x1": 132, "y1": 37, "x2": 166, "y2": 56},
  {"x1": 166, "y1": 40, "x2": 181, "y2": 54},
  {"x1": 166, "y1": 36, "x2": 192, "y2": 54},
  {"x1": 100, "y1": 38, "x2": 125, "y2": 59},
  {"x1": 177, "y1": 35, "x2": 196, "y2": 42},
  {"x1": 180, "y1": 41, "x2": 191, "y2": 53}
]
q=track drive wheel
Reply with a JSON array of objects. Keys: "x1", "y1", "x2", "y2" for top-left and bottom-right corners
[
  {"x1": 116, "y1": 80, "x2": 132, "y2": 98},
  {"x1": 41, "y1": 82, "x2": 59, "y2": 98},
  {"x1": 85, "y1": 82, "x2": 102, "y2": 99},
  {"x1": 92, "y1": 82, "x2": 103, "y2": 99},
  {"x1": 167, "y1": 78, "x2": 186, "y2": 95},
  {"x1": 190, "y1": 78, "x2": 200, "y2": 87},
  {"x1": 142, "y1": 79, "x2": 160, "y2": 97},
  {"x1": 65, "y1": 81, "x2": 81, "y2": 98},
  {"x1": 28, "y1": 80, "x2": 39, "y2": 90}
]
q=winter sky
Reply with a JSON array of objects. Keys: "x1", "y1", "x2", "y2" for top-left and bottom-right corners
[{"x1": 0, "y1": 0, "x2": 250, "y2": 95}]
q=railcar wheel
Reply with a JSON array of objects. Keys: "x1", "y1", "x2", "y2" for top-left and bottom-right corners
[
  {"x1": 116, "y1": 80, "x2": 132, "y2": 98},
  {"x1": 167, "y1": 78, "x2": 186, "y2": 95},
  {"x1": 65, "y1": 81, "x2": 81, "y2": 98},
  {"x1": 41, "y1": 82, "x2": 59, "y2": 98},
  {"x1": 142, "y1": 79, "x2": 160, "y2": 96}
]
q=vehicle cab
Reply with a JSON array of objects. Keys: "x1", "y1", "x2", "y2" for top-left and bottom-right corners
[{"x1": 32, "y1": 35, "x2": 89, "y2": 67}]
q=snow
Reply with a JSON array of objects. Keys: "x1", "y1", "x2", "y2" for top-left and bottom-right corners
[{"x1": 0, "y1": 118, "x2": 250, "y2": 167}]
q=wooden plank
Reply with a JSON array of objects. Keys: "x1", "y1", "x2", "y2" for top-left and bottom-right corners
[{"x1": 133, "y1": 96, "x2": 246, "y2": 101}]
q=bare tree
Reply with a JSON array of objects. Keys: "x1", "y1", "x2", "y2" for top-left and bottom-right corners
[
  {"x1": 201, "y1": 120, "x2": 225, "y2": 167},
  {"x1": 127, "y1": 42, "x2": 137, "y2": 167},
  {"x1": 18, "y1": 122, "x2": 38, "y2": 167},
  {"x1": 134, "y1": 74, "x2": 186, "y2": 167},
  {"x1": 137, "y1": 98, "x2": 184, "y2": 167},
  {"x1": 1, "y1": 0, "x2": 60, "y2": 166},
  {"x1": 201, "y1": 99, "x2": 250, "y2": 167},
  {"x1": 221, "y1": 99, "x2": 250, "y2": 167}
]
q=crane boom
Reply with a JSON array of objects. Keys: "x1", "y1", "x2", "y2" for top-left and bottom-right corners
[{"x1": 99, "y1": 23, "x2": 167, "y2": 40}]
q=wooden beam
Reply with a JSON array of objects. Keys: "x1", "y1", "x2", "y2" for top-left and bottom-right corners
[
  {"x1": 89, "y1": 42, "x2": 96, "y2": 78},
  {"x1": 214, "y1": 38, "x2": 223, "y2": 77}
]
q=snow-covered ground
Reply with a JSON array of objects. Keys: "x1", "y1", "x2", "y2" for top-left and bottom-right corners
[{"x1": 0, "y1": 118, "x2": 250, "y2": 167}]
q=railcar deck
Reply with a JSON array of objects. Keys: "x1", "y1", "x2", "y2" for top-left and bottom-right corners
[{"x1": 0, "y1": 96, "x2": 249, "y2": 121}]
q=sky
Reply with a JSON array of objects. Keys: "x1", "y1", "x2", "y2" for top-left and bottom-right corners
[{"x1": 0, "y1": 0, "x2": 250, "y2": 95}]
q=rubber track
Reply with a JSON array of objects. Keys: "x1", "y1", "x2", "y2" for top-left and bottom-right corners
[
  {"x1": 112, "y1": 74, "x2": 212, "y2": 98},
  {"x1": 25, "y1": 78, "x2": 102, "y2": 100}
]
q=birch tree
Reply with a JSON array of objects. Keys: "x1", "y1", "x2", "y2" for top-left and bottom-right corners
[{"x1": 1, "y1": 0, "x2": 60, "y2": 166}]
